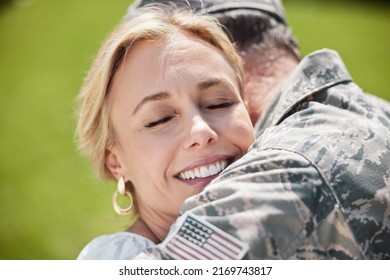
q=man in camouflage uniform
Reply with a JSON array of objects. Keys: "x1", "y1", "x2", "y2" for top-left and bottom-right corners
[{"x1": 130, "y1": 0, "x2": 390, "y2": 259}]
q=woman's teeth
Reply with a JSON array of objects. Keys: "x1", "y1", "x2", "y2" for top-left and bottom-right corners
[{"x1": 178, "y1": 160, "x2": 228, "y2": 180}]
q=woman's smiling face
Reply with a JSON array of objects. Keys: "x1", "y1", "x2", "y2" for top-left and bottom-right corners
[{"x1": 105, "y1": 31, "x2": 254, "y2": 227}]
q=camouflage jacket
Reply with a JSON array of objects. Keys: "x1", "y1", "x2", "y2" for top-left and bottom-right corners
[{"x1": 136, "y1": 49, "x2": 390, "y2": 260}]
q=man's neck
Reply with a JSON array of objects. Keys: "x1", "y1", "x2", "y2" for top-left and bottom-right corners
[{"x1": 242, "y1": 48, "x2": 299, "y2": 125}]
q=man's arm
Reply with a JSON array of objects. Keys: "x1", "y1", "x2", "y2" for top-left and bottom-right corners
[{"x1": 135, "y1": 148, "x2": 362, "y2": 259}]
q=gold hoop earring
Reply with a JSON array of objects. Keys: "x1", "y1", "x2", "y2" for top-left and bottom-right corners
[{"x1": 112, "y1": 176, "x2": 134, "y2": 215}]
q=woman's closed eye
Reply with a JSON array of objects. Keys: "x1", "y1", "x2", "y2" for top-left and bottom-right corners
[
  {"x1": 206, "y1": 101, "x2": 235, "y2": 110},
  {"x1": 145, "y1": 115, "x2": 173, "y2": 128},
  {"x1": 143, "y1": 99, "x2": 236, "y2": 128}
]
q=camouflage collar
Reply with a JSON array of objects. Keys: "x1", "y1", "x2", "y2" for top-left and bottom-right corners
[{"x1": 255, "y1": 49, "x2": 352, "y2": 135}]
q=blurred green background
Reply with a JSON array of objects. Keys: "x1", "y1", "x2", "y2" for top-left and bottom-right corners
[{"x1": 0, "y1": 0, "x2": 389, "y2": 259}]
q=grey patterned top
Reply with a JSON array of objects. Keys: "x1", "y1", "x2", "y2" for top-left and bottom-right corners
[{"x1": 77, "y1": 232, "x2": 155, "y2": 260}]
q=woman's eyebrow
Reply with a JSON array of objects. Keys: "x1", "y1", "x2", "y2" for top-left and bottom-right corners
[
  {"x1": 133, "y1": 78, "x2": 234, "y2": 114},
  {"x1": 133, "y1": 91, "x2": 170, "y2": 115},
  {"x1": 197, "y1": 78, "x2": 234, "y2": 92}
]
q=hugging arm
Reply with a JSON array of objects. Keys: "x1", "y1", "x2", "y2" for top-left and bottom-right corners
[{"x1": 135, "y1": 148, "x2": 362, "y2": 259}]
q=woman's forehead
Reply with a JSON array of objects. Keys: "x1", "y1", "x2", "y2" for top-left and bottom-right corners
[
  {"x1": 108, "y1": 34, "x2": 238, "y2": 110},
  {"x1": 118, "y1": 32, "x2": 231, "y2": 79}
]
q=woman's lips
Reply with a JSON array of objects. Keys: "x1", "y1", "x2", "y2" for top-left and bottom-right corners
[{"x1": 177, "y1": 159, "x2": 228, "y2": 180}]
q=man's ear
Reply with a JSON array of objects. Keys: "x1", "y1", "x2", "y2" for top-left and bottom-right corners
[{"x1": 105, "y1": 149, "x2": 123, "y2": 180}]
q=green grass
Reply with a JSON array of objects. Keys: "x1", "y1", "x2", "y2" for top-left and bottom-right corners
[
  {"x1": 0, "y1": 0, "x2": 389, "y2": 259},
  {"x1": 0, "y1": 0, "x2": 133, "y2": 259},
  {"x1": 284, "y1": 0, "x2": 390, "y2": 99}
]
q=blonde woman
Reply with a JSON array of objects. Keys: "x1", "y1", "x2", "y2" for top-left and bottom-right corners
[{"x1": 76, "y1": 6, "x2": 254, "y2": 259}]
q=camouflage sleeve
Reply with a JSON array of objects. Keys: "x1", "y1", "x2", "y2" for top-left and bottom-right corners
[{"x1": 136, "y1": 148, "x2": 363, "y2": 259}]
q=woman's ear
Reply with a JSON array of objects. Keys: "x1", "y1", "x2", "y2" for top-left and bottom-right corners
[{"x1": 105, "y1": 149, "x2": 123, "y2": 180}]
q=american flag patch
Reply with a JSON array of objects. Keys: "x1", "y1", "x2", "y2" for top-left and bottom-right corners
[{"x1": 160, "y1": 213, "x2": 248, "y2": 260}]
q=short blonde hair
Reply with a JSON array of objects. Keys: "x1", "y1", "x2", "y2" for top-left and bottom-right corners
[{"x1": 76, "y1": 5, "x2": 244, "y2": 180}]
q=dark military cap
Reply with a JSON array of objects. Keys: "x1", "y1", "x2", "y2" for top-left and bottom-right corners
[{"x1": 130, "y1": 0, "x2": 286, "y2": 24}]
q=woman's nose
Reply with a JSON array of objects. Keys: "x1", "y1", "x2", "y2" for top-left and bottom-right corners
[{"x1": 183, "y1": 115, "x2": 219, "y2": 149}]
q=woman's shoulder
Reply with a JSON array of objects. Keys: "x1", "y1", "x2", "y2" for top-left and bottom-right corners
[{"x1": 77, "y1": 231, "x2": 155, "y2": 260}]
